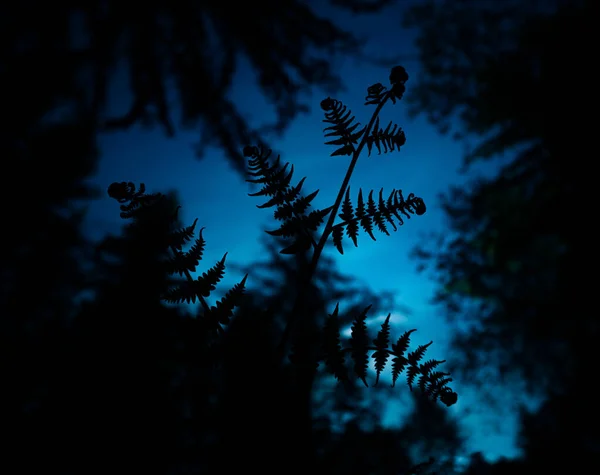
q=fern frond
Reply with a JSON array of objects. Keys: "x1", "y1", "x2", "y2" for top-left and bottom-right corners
[
  {"x1": 331, "y1": 188, "x2": 426, "y2": 254},
  {"x1": 107, "y1": 181, "x2": 165, "y2": 220},
  {"x1": 204, "y1": 274, "x2": 248, "y2": 333},
  {"x1": 244, "y1": 145, "x2": 333, "y2": 254},
  {"x1": 364, "y1": 116, "x2": 407, "y2": 156},
  {"x1": 350, "y1": 305, "x2": 371, "y2": 387},
  {"x1": 372, "y1": 313, "x2": 391, "y2": 386},
  {"x1": 312, "y1": 304, "x2": 457, "y2": 405},
  {"x1": 322, "y1": 303, "x2": 348, "y2": 381},
  {"x1": 364, "y1": 83, "x2": 389, "y2": 106},
  {"x1": 320, "y1": 97, "x2": 366, "y2": 157},
  {"x1": 108, "y1": 182, "x2": 247, "y2": 337}
]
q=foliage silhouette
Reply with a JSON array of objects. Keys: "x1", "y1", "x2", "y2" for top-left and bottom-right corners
[
  {"x1": 406, "y1": 0, "x2": 594, "y2": 391},
  {"x1": 404, "y1": 1, "x2": 597, "y2": 472},
  {"x1": 2, "y1": 0, "x2": 399, "y2": 175},
  {"x1": 1, "y1": 106, "x2": 100, "y2": 473},
  {"x1": 5, "y1": 4, "x2": 468, "y2": 473},
  {"x1": 108, "y1": 66, "x2": 458, "y2": 411}
]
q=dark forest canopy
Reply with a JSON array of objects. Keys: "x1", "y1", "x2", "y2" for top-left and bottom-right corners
[
  {"x1": 402, "y1": 0, "x2": 594, "y2": 388},
  {"x1": 401, "y1": 0, "x2": 589, "y2": 152},
  {"x1": 1, "y1": 0, "x2": 398, "y2": 174},
  {"x1": 403, "y1": 1, "x2": 598, "y2": 470}
]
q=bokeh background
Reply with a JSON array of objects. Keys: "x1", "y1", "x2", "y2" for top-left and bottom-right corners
[{"x1": 3, "y1": 0, "x2": 595, "y2": 473}]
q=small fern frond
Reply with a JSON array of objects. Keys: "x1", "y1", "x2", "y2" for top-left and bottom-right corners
[
  {"x1": 312, "y1": 304, "x2": 456, "y2": 405},
  {"x1": 364, "y1": 83, "x2": 388, "y2": 105},
  {"x1": 244, "y1": 145, "x2": 333, "y2": 254},
  {"x1": 350, "y1": 305, "x2": 371, "y2": 387},
  {"x1": 364, "y1": 116, "x2": 407, "y2": 156},
  {"x1": 107, "y1": 181, "x2": 164, "y2": 220},
  {"x1": 109, "y1": 182, "x2": 247, "y2": 337},
  {"x1": 320, "y1": 97, "x2": 366, "y2": 157},
  {"x1": 372, "y1": 313, "x2": 391, "y2": 386},
  {"x1": 331, "y1": 188, "x2": 426, "y2": 254},
  {"x1": 322, "y1": 303, "x2": 348, "y2": 381}
]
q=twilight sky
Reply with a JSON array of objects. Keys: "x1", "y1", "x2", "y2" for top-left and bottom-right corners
[{"x1": 81, "y1": 2, "x2": 522, "y2": 462}]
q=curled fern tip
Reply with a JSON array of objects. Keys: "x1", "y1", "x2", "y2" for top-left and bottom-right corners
[
  {"x1": 389, "y1": 65, "x2": 409, "y2": 102},
  {"x1": 320, "y1": 97, "x2": 335, "y2": 111},
  {"x1": 243, "y1": 145, "x2": 259, "y2": 158}
]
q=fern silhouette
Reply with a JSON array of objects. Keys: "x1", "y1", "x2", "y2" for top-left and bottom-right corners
[
  {"x1": 108, "y1": 66, "x2": 457, "y2": 407},
  {"x1": 333, "y1": 187, "x2": 426, "y2": 254},
  {"x1": 107, "y1": 181, "x2": 247, "y2": 336},
  {"x1": 320, "y1": 303, "x2": 457, "y2": 406}
]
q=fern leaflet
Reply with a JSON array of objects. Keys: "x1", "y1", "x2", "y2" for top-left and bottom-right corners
[
  {"x1": 245, "y1": 146, "x2": 333, "y2": 254},
  {"x1": 321, "y1": 97, "x2": 366, "y2": 157},
  {"x1": 331, "y1": 188, "x2": 426, "y2": 254},
  {"x1": 364, "y1": 116, "x2": 407, "y2": 156}
]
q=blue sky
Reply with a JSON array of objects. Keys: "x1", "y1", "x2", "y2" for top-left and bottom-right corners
[{"x1": 81, "y1": 2, "x2": 522, "y2": 462}]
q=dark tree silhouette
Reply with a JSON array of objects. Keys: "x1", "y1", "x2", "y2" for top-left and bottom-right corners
[
  {"x1": 396, "y1": 392, "x2": 464, "y2": 473},
  {"x1": 403, "y1": 0, "x2": 597, "y2": 471},
  {"x1": 1, "y1": 111, "x2": 100, "y2": 473},
  {"x1": 3, "y1": 3, "x2": 467, "y2": 469},
  {"x1": 2, "y1": 0, "x2": 397, "y2": 174},
  {"x1": 406, "y1": 0, "x2": 594, "y2": 391}
]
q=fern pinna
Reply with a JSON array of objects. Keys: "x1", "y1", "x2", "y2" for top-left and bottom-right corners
[
  {"x1": 244, "y1": 66, "x2": 457, "y2": 406},
  {"x1": 107, "y1": 181, "x2": 247, "y2": 336}
]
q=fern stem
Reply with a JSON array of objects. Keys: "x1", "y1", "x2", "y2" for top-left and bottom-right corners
[
  {"x1": 275, "y1": 92, "x2": 392, "y2": 361},
  {"x1": 311, "y1": 92, "x2": 391, "y2": 269}
]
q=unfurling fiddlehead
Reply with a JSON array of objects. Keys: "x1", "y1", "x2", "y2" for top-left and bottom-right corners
[{"x1": 108, "y1": 181, "x2": 247, "y2": 335}]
